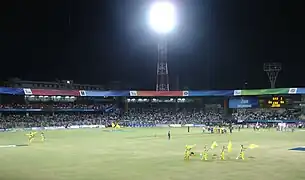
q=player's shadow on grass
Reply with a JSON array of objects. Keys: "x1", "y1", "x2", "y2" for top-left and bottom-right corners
[
  {"x1": 209, "y1": 155, "x2": 255, "y2": 162},
  {"x1": 16, "y1": 144, "x2": 29, "y2": 147}
]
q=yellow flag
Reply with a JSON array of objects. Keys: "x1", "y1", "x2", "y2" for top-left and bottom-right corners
[
  {"x1": 185, "y1": 144, "x2": 196, "y2": 150},
  {"x1": 210, "y1": 141, "x2": 218, "y2": 149},
  {"x1": 248, "y1": 144, "x2": 259, "y2": 149},
  {"x1": 26, "y1": 132, "x2": 35, "y2": 137},
  {"x1": 227, "y1": 141, "x2": 232, "y2": 152}
]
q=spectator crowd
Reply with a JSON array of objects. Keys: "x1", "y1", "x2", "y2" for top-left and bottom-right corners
[
  {"x1": 232, "y1": 108, "x2": 300, "y2": 121},
  {"x1": 0, "y1": 103, "x2": 303, "y2": 129},
  {"x1": 0, "y1": 108, "x2": 223, "y2": 129},
  {"x1": 0, "y1": 103, "x2": 111, "y2": 110}
]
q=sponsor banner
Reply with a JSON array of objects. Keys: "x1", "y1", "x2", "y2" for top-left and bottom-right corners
[
  {"x1": 156, "y1": 124, "x2": 169, "y2": 127},
  {"x1": 30, "y1": 89, "x2": 80, "y2": 96},
  {"x1": 8, "y1": 128, "x2": 32, "y2": 132},
  {"x1": 79, "y1": 125, "x2": 104, "y2": 128},
  {"x1": 295, "y1": 88, "x2": 305, "y2": 94},
  {"x1": 0, "y1": 109, "x2": 43, "y2": 112},
  {"x1": 188, "y1": 90, "x2": 234, "y2": 96},
  {"x1": 129, "y1": 91, "x2": 138, "y2": 96},
  {"x1": 55, "y1": 109, "x2": 96, "y2": 112},
  {"x1": 31, "y1": 127, "x2": 44, "y2": 131},
  {"x1": 229, "y1": 97, "x2": 259, "y2": 108},
  {"x1": 240, "y1": 88, "x2": 290, "y2": 96},
  {"x1": 0, "y1": 109, "x2": 102, "y2": 112},
  {"x1": 84, "y1": 91, "x2": 129, "y2": 97},
  {"x1": 23, "y1": 88, "x2": 33, "y2": 95},
  {"x1": 245, "y1": 120, "x2": 298, "y2": 123},
  {"x1": 127, "y1": 124, "x2": 155, "y2": 127},
  {"x1": 70, "y1": 125, "x2": 80, "y2": 129},
  {"x1": 79, "y1": 90, "x2": 86, "y2": 96},
  {"x1": 1, "y1": 86, "x2": 305, "y2": 96},
  {"x1": 0, "y1": 87, "x2": 24, "y2": 95},
  {"x1": 183, "y1": 91, "x2": 189, "y2": 96},
  {"x1": 32, "y1": 125, "x2": 106, "y2": 130},
  {"x1": 136, "y1": 91, "x2": 184, "y2": 97},
  {"x1": 184, "y1": 124, "x2": 194, "y2": 127},
  {"x1": 44, "y1": 126, "x2": 65, "y2": 130},
  {"x1": 194, "y1": 124, "x2": 205, "y2": 127},
  {"x1": 288, "y1": 88, "x2": 297, "y2": 94},
  {"x1": 233, "y1": 90, "x2": 242, "y2": 96},
  {"x1": 0, "y1": 129, "x2": 5, "y2": 132},
  {"x1": 169, "y1": 124, "x2": 182, "y2": 128},
  {"x1": 4, "y1": 128, "x2": 31, "y2": 132}
]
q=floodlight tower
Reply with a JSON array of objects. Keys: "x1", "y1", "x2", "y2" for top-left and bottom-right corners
[
  {"x1": 149, "y1": 1, "x2": 176, "y2": 91},
  {"x1": 263, "y1": 62, "x2": 282, "y2": 88}
]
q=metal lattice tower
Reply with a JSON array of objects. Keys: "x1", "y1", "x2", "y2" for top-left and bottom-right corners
[
  {"x1": 263, "y1": 62, "x2": 282, "y2": 88},
  {"x1": 156, "y1": 38, "x2": 169, "y2": 91}
]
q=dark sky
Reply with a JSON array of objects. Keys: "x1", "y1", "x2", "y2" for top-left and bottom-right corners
[{"x1": 1, "y1": 0, "x2": 305, "y2": 90}]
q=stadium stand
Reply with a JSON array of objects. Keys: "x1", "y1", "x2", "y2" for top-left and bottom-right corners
[
  {"x1": 0, "y1": 100, "x2": 303, "y2": 129},
  {"x1": 1, "y1": 83, "x2": 305, "y2": 130},
  {"x1": 232, "y1": 109, "x2": 301, "y2": 122}
]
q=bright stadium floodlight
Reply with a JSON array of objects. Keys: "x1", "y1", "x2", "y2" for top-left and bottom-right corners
[
  {"x1": 149, "y1": 1, "x2": 176, "y2": 34},
  {"x1": 148, "y1": 1, "x2": 177, "y2": 91}
]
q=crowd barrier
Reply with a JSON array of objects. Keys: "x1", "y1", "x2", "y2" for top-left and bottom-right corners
[
  {"x1": 155, "y1": 124, "x2": 205, "y2": 128},
  {"x1": 243, "y1": 120, "x2": 299, "y2": 123},
  {"x1": 169, "y1": 124, "x2": 182, "y2": 128},
  {"x1": 127, "y1": 124, "x2": 156, "y2": 128},
  {"x1": 0, "y1": 109, "x2": 106, "y2": 112},
  {"x1": 0, "y1": 125, "x2": 106, "y2": 132}
]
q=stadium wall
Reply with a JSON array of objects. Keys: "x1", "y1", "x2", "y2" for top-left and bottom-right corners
[{"x1": 0, "y1": 125, "x2": 106, "y2": 132}]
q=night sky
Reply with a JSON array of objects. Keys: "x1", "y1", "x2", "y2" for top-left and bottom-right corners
[{"x1": 2, "y1": 0, "x2": 305, "y2": 90}]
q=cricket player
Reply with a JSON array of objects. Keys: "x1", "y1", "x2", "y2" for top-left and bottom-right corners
[
  {"x1": 41, "y1": 132, "x2": 45, "y2": 142},
  {"x1": 236, "y1": 145, "x2": 246, "y2": 160},
  {"x1": 200, "y1": 145, "x2": 209, "y2": 161},
  {"x1": 220, "y1": 145, "x2": 226, "y2": 160},
  {"x1": 184, "y1": 144, "x2": 196, "y2": 160},
  {"x1": 26, "y1": 131, "x2": 37, "y2": 144},
  {"x1": 168, "y1": 130, "x2": 171, "y2": 140}
]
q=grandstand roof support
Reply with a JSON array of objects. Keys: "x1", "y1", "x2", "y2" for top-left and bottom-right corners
[
  {"x1": 156, "y1": 38, "x2": 170, "y2": 91},
  {"x1": 263, "y1": 62, "x2": 282, "y2": 89}
]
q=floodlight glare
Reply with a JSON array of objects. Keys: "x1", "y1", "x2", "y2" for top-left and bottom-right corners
[{"x1": 149, "y1": 1, "x2": 176, "y2": 34}]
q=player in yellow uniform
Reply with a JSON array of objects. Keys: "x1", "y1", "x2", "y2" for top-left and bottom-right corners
[
  {"x1": 227, "y1": 140, "x2": 232, "y2": 153},
  {"x1": 184, "y1": 144, "x2": 196, "y2": 160},
  {"x1": 220, "y1": 145, "x2": 226, "y2": 160},
  {"x1": 236, "y1": 145, "x2": 246, "y2": 160},
  {"x1": 40, "y1": 132, "x2": 45, "y2": 142},
  {"x1": 26, "y1": 131, "x2": 37, "y2": 144},
  {"x1": 214, "y1": 127, "x2": 217, "y2": 134},
  {"x1": 200, "y1": 145, "x2": 209, "y2": 161}
]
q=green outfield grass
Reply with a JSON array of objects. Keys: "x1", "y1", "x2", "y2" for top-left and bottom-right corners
[{"x1": 0, "y1": 128, "x2": 305, "y2": 180}]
